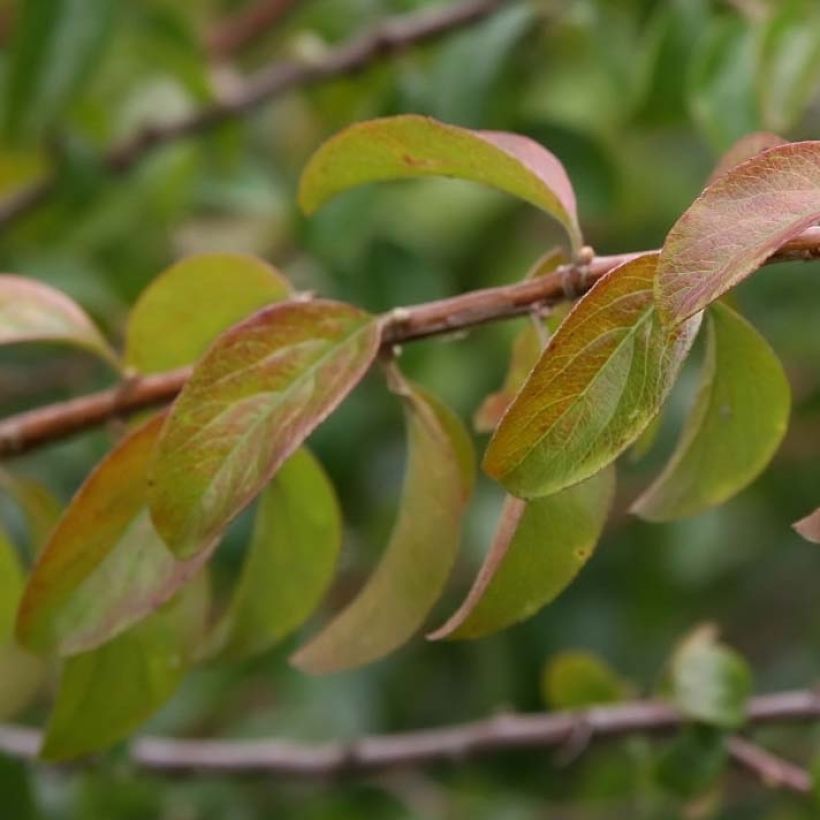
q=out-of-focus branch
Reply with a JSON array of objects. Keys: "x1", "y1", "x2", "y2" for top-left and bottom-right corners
[
  {"x1": 207, "y1": 0, "x2": 300, "y2": 58},
  {"x1": 2, "y1": 227, "x2": 820, "y2": 459},
  {"x1": 727, "y1": 736, "x2": 813, "y2": 795},
  {"x1": 1, "y1": 690, "x2": 819, "y2": 781},
  {"x1": 0, "y1": 0, "x2": 512, "y2": 229}
]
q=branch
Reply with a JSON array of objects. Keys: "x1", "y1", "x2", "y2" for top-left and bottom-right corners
[
  {"x1": 0, "y1": 0, "x2": 511, "y2": 229},
  {"x1": 3, "y1": 228, "x2": 820, "y2": 459},
  {"x1": 1, "y1": 690, "x2": 819, "y2": 779},
  {"x1": 207, "y1": 0, "x2": 301, "y2": 58},
  {"x1": 727, "y1": 735, "x2": 813, "y2": 795}
]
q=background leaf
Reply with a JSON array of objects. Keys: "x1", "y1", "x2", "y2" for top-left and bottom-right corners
[
  {"x1": 0, "y1": 275, "x2": 116, "y2": 364},
  {"x1": 657, "y1": 141, "x2": 820, "y2": 324},
  {"x1": 291, "y1": 371, "x2": 475, "y2": 674},
  {"x1": 484, "y1": 254, "x2": 702, "y2": 499},
  {"x1": 149, "y1": 299, "x2": 380, "y2": 558},
  {"x1": 40, "y1": 571, "x2": 209, "y2": 761},
  {"x1": 707, "y1": 131, "x2": 787, "y2": 183},
  {"x1": 298, "y1": 115, "x2": 581, "y2": 250},
  {"x1": 207, "y1": 447, "x2": 341, "y2": 661},
  {"x1": 632, "y1": 302, "x2": 790, "y2": 522},
  {"x1": 429, "y1": 467, "x2": 613, "y2": 640},
  {"x1": 541, "y1": 649, "x2": 630, "y2": 710},
  {"x1": 0, "y1": 470, "x2": 62, "y2": 556},
  {"x1": 125, "y1": 253, "x2": 292, "y2": 374},
  {"x1": 16, "y1": 414, "x2": 210, "y2": 655}
]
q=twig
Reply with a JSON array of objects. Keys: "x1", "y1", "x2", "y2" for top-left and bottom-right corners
[
  {"x1": 207, "y1": 0, "x2": 301, "y2": 58},
  {"x1": 1, "y1": 690, "x2": 819, "y2": 779},
  {"x1": 0, "y1": 0, "x2": 511, "y2": 230},
  {"x1": 3, "y1": 228, "x2": 820, "y2": 459},
  {"x1": 727, "y1": 735, "x2": 813, "y2": 795}
]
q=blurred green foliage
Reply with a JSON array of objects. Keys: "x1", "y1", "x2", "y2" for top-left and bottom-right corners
[{"x1": 2, "y1": 0, "x2": 820, "y2": 816}]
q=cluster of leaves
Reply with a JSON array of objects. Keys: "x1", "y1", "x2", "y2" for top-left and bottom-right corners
[{"x1": 0, "y1": 113, "x2": 816, "y2": 764}]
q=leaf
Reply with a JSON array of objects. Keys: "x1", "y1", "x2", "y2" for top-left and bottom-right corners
[
  {"x1": 40, "y1": 571, "x2": 209, "y2": 761},
  {"x1": 0, "y1": 528, "x2": 45, "y2": 720},
  {"x1": 655, "y1": 725, "x2": 727, "y2": 799},
  {"x1": 707, "y1": 132, "x2": 787, "y2": 183},
  {"x1": 668, "y1": 625, "x2": 752, "y2": 730},
  {"x1": 298, "y1": 115, "x2": 582, "y2": 251},
  {"x1": 207, "y1": 448, "x2": 341, "y2": 661},
  {"x1": 484, "y1": 254, "x2": 702, "y2": 499},
  {"x1": 541, "y1": 649, "x2": 630, "y2": 710},
  {"x1": 16, "y1": 414, "x2": 212, "y2": 655},
  {"x1": 631, "y1": 302, "x2": 790, "y2": 522},
  {"x1": 0, "y1": 469, "x2": 62, "y2": 554},
  {"x1": 291, "y1": 371, "x2": 475, "y2": 674},
  {"x1": 657, "y1": 141, "x2": 820, "y2": 325},
  {"x1": 125, "y1": 253, "x2": 292, "y2": 374},
  {"x1": 3, "y1": 0, "x2": 120, "y2": 141},
  {"x1": 794, "y1": 508, "x2": 820, "y2": 543},
  {"x1": 149, "y1": 299, "x2": 381, "y2": 558},
  {"x1": 428, "y1": 467, "x2": 613, "y2": 640},
  {"x1": 0, "y1": 275, "x2": 116, "y2": 364}
]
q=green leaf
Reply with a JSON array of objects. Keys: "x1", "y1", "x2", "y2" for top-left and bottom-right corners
[
  {"x1": 631, "y1": 302, "x2": 790, "y2": 522},
  {"x1": 3, "y1": 0, "x2": 120, "y2": 141},
  {"x1": 707, "y1": 131, "x2": 787, "y2": 183},
  {"x1": 0, "y1": 469, "x2": 62, "y2": 555},
  {"x1": 17, "y1": 414, "x2": 212, "y2": 655},
  {"x1": 657, "y1": 141, "x2": 820, "y2": 325},
  {"x1": 125, "y1": 253, "x2": 292, "y2": 374},
  {"x1": 484, "y1": 254, "x2": 702, "y2": 499},
  {"x1": 794, "y1": 508, "x2": 820, "y2": 543},
  {"x1": 0, "y1": 275, "x2": 117, "y2": 365},
  {"x1": 298, "y1": 115, "x2": 582, "y2": 251},
  {"x1": 655, "y1": 725, "x2": 727, "y2": 799},
  {"x1": 40, "y1": 571, "x2": 209, "y2": 761},
  {"x1": 668, "y1": 625, "x2": 752, "y2": 730},
  {"x1": 291, "y1": 370, "x2": 475, "y2": 674},
  {"x1": 149, "y1": 299, "x2": 381, "y2": 558},
  {"x1": 429, "y1": 467, "x2": 613, "y2": 640},
  {"x1": 207, "y1": 448, "x2": 341, "y2": 661},
  {"x1": 541, "y1": 649, "x2": 630, "y2": 710}
]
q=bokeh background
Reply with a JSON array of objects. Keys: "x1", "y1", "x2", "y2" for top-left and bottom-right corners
[{"x1": 2, "y1": 0, "x2": 820, "y2": 816}]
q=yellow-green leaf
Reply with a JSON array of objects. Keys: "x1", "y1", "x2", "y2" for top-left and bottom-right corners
[
  {"x1": 0, "y1": 469, "x2": 62, "y2": 554},
  {"x1": 0, "y1": 275, "x2": 116, "y2": 365},
  {"x1": 291, "y1": 372, "x2": 475, "y2": 674},
  {"x1": 657, "y1": 141, "x2": 820, "y2": 325},
  {"x1": 429, "y1": 467, "x2": 613, "y2": 640},
  {"x1": 125, "y1": 253, "x2": 292, "y2": 374},
  {"x1": 541, "y1": 650, "x2": 630, "y2": 709},
  {"x1": 484, "y1": 254, "x2": 702, "y2": 499},
  {"x1": 149, "y1": 300, "x2": 381, "y2": 558},
  {"x1": 207, "y1": 448, "x2": 341, "y2": 661},
  {"x1": 40, "y1": 572, "x2": 209, "y2": 761},
  {"x1": 299, "y1": 115, "x2": 582, "y2": 250},
  {"x1": 16, "y1": 415, "x2": 211, "y2": 655},
  {"x1": 794, "y1": 508, "x2": 820, "y2": 543},
  {"x1": 632, "y1": 302, "x2": 790, "y2": 521}
]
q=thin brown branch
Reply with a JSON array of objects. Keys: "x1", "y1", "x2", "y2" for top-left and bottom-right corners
[
  {"x1": 727, "y1": 735, "x2": 813, "y2": 795},
  {"x1": 207, "y1": 0, "x2": 300, "y2": 58},
  {"x1": 1, "y1": 690, "x2": 819, "y2": 778},
  {"x1": 0, "y1": 0, "x2": 511, "y2": 229},
  {"x1": 3, "y1": 228, "x2": 820, "y2": 459}
]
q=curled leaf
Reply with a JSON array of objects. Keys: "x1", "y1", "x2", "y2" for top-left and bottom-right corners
[
  {"x1": 40, "y1": 572, "x2": 209, "y2": 761},
  {"x1": 291, "y1": 372, "x2": 475, "y2": 674},
  {"x1": 207, "y1": 448, "x2": 341, "y2": 661},
  {"x1": 794, "y1": 508, "x2": 820, "y2": 543},
  {"x1": 0, "y1": 275, "x2": 116, "y2": 364},
  {"x1": 657, "y1": 141, "x2": 820, "y2": 324},
  {"x1": 429, "y1": 467, "x2": 613, "y2": 640},
  {"x1": 632, "y1": 302, "x2": 790, "y2": 521},
  {"x1": 16, "y1": 414, "x2": 212, "y2": 655},
  {"x1": 484, "y1": 254, "x2": 701, "y2": 499},
  {"x1": 149, "y1": 300, "x2": 381, "y2": 558},
  {"x1": 299, "y1": 115, "x2": 581, "y2": 250},
  {"x1": 125, "y1": 253, "x2": 292, "y2": 374}
]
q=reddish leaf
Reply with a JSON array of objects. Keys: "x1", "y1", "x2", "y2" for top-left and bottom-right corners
[
  {"x1": 16, "y1": 415, "x2": 212, "y2": 655},
  {"x1": 708, "y1": 132, "x2": 787, "y2": 183},
  {"x1": 149, "y1": 300, "x2": 381, "y2": 558},
  {"x1": 794, "y1": 508, "x2": 820, "y2": 543},
  {"x1": 657, "y1": 141, "x2": 820, "y2": 324},
  {"x1": 299, "y1": 115, "x2": 582, "y2": 250},
  {"x1": 291, "y1": 370, "x2": 474, "y2": 674}
]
